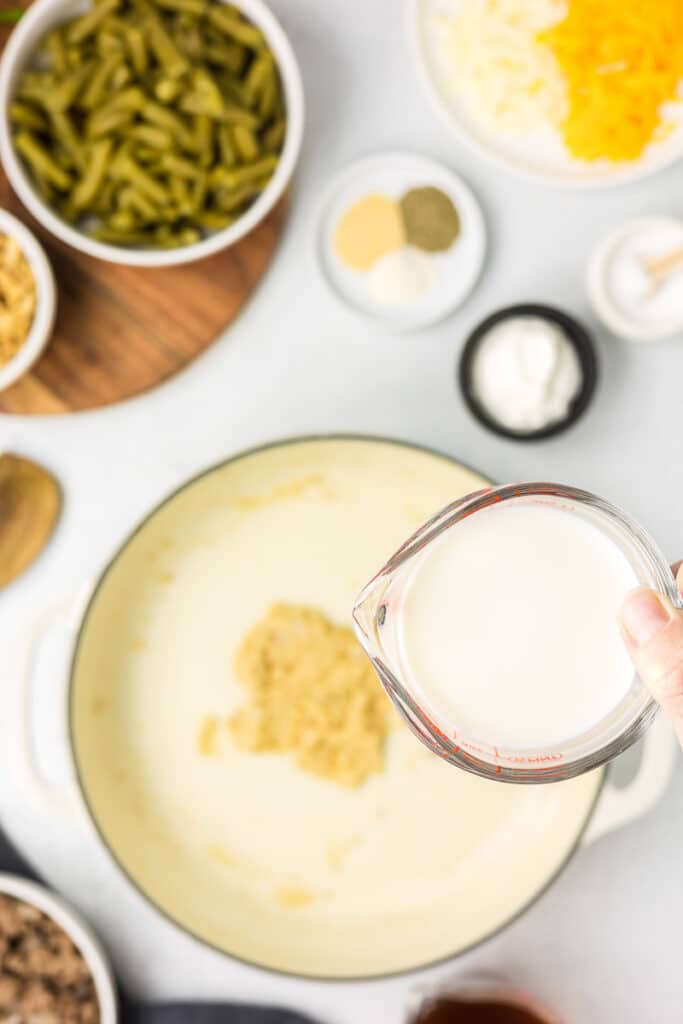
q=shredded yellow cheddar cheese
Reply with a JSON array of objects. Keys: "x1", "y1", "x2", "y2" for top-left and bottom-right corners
[{"x1": 540, "y1": 0, "x2": 683, "y2": 162}]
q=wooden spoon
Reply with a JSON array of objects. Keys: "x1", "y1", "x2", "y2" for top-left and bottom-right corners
[{"x1": 0, "y1": 454, "x2": 60, "y2": 588}]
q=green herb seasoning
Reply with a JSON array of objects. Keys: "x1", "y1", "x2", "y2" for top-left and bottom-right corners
[{"x1": 400, "y1": 186, "x2": 460, "y2": 253}]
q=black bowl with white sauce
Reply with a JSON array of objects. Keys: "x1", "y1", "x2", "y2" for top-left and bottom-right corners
[{"x1": 458, "y1": 303, "x2": 598, "y2": 441}]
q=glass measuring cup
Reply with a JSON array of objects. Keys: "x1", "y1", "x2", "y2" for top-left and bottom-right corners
[{"x1": 352, "y1": 483, "x2": 679, "y2": 783}]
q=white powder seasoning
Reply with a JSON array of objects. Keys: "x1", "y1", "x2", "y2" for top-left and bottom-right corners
[
  {"x1": 366, "y1": 246, "x2": 436, "y2": 306},
  {"x1": 471, "y1": 316, "x2": 582, "y2": 432}
]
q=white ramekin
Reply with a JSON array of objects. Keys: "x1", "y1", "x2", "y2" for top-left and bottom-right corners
[
  {"x1": 0, "y1": 0, "x2": 304, "y2": 268},
  {"x1": 0, "y1": 207, "x2": 56, "y2": 391},
  {"x1": 587, "y1": 216, "x2": 683, "y2": 343},
  {"x1": 0, "y1": 872, "x2": 118, "y2": 1022}
]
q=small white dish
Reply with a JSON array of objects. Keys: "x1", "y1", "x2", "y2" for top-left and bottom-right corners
[
  {"x1": 0, "y1": 0, "x2": 304, "y2": 268},
  {"x1": 316, "y1": 151, "x2": 486, "y2": 332},
  {"x1": 0, "y1": 208, "x2": 56, "y2": 392},
  {"x1": 410, "y1": 0, "x2": 683, "y2": 188},
  {"x1": 587, "y1": 216, "x2": 683, "y2": 343},
  {"x1": 0, "y1": 873, "x2": 118, "y2": 1023}
]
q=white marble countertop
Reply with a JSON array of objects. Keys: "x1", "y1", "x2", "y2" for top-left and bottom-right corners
[{"x1": 2, "y1": 1, "x2": 683, "y2": 1020}]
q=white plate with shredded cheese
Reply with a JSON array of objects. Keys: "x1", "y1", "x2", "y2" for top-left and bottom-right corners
[{"x1": 410, "y1": 0, "x2": 683, "y2": 187}]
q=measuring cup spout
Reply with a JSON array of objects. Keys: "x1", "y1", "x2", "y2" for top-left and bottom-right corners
[{"x1": 352, "y1": 575, "x2": 385, "y2": 657}]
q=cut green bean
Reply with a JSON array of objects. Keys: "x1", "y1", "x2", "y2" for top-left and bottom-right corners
[
  {"x1": 159, "y1": 152, "x2": 200, "y2": 178},
  {"x1": 80, "y1": 51, "x2": 123, "y2": 109},
  {"x1": 118, "y1": 185, "x2": 159, "y2": 219},
  {"x1": 129, "y1": 123, "x2": 174, "y2": 149},
  {"x1": 72, "y1": 138, "x2": 113, "y2": 209},
  {"x1": 111, "y1": 64, "x2": 132, "y2": 89},
  {"x1": 86, "y1": 106, "x2": 133, "y2": 138},
  {"x1": 93, "y1": 179, "x2": 118, "y2": 214},
  {"x1": 263, "y1": 118, "x2": 285, "y2": 152},
  {"x1": 133, "y1": 146, "x2": 160, "y2": 162},
  {"x1": 97, "y1": 30, "x2": 124, "y2": 55},
  {"x1": 168, "y1": 173, "x2": 191, "y2": 208},
  {"x1": 243, "y1": 52, "x2": 272, "y2": 106},
  {"x1": 154, "y1": 224, "x2": 200, "y2": 247},
  {"x1": 31, "y1": 169, "x2": 58, "y2": 205},
  {"x1": 8, "y1": 102, "x2": 48, "y2": 133},
  {"x1": 0, "y1": 9, "x2": 23, "y2": 24},
  {"x1": 145, "y1": 14, "x2": 189, "y2": 77},
  {"x1": 107, "y1": 208, "x2": 138, "y2": 231},
  {"x1": 196, "y1": 209, "x2": 234, "y2": 230},
  {"x1": 217, "y1": 123, "x2": 236, "y2": 166},
  {"x1": 14, "y1": 131, "x2": 73, "y2": 190},
  {"x1": 211, "y1": 153, "x2": 276, "y2": 189},
  {"x1": 190, "y1": 171, "x2": 208, "y2": 209},
  {"x1": 194, "y1": 114, "x2": 214, "y2": 167},
  {"x1": 231, "y1": 122, "x2": 259, "y2": 161},
  {"x1": 45, "y1": 29, "x2": 68, "y2": 73},
  {"x1": 204, "y1": 39, "x2": 245, "y2": 73},
  {"x1": 258, "y1": 75, "x2": 277, "y2": 119},
  {"x1": 45, "y1": 62, "x2": 93, "y2": 112},
  {"x1": 111, "y1": 151, "x2": 169, "y2": 204},
  {"x1": 123, "y1": 23, "x2": 148, "y2": 74},
  {"x1": 208, "y1": 6, "x2": 263, "y2": 48},
  {"x1": 93, "y1": 225, "x2": 154, "y2": 244},
  {"x1": 47, "y1": 109, "x2": 85, "y2": 169},
  {"x1": 91, "y1": 85, "x2": 146, "y2": 123},
  {"x1": 215, "y1": 185, "x2": 253, "y2": 213},
  {"x1": 141, "y1": 100, "x2": 194, "y2": 149},
  {"x1": 173, "y1": 23, "x2": 203, "y2": 61},
  {"x1": 67, "y1": 0, "x2": 120, "y2": 44},
  {"x1": 154, "y1": 77, "x2": 182, "y2": 103},
  {"x1": 154, "y1": 0, "x2": 206, "y2": 15}
]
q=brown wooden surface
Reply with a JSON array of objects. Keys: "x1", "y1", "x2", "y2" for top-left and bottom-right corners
[{"x1": 0, "y1": 4, "x2": 287, "y2": 415}]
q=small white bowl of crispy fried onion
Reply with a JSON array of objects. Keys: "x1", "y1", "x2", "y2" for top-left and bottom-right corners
[{"x1": 0, "y1": 207, "x2": 56, "y2": 392}]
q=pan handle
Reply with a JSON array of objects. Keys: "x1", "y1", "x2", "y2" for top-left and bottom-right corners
[
  {"x1": 582, "y1": 714, "x2": 678, "y2": 846},
  {"x1": 8, "y1": 593, "x2": 89, "y2": 823}
]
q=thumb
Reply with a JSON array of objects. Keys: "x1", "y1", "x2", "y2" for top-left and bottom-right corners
[{"x1": 620, "y1": 584, "x2": 683, "y2": 748}]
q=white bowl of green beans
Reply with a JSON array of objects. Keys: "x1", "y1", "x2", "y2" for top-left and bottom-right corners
[{"x1": 0, "y1": 0, "x2": 303, "y2": 266}]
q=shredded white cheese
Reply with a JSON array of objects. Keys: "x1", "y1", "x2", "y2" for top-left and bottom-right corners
[{"x1": 437, "y1": 0, "x2": 568, "y2": 134}]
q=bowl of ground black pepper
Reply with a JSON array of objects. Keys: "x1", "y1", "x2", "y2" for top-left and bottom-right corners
[
  {"x1": 0, "y1": 874, "x2": 117, "y2": 1023},
  {"x1": 316, "y1": 152, "x2": 486, "y2": 330}
]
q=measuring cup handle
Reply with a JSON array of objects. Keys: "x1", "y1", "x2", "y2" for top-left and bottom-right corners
[
  {"x1": 8, "y1": 594, "x2": 88, "y2": 823},
  {"x1": 582, "y1": 714, "x2": 678, "y2": 846}
]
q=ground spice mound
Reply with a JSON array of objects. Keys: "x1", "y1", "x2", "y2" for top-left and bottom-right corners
[
  {"x1": 400, "y1": 186, "x2": 460, "y2": 253},
  {"x1": 229, "y1": 603, "x2": 391, "y2": 787},
  {"x1": 0, "y1": 892, "x2": 100, "y2": 1024}
]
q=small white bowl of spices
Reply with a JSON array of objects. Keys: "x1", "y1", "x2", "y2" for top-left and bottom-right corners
[
  {"x1": 316, "y1": 151, "x2": 486, "y2": 331},
  {"x1": 0, "y1": 208, "x2": 56, "y2": 392}
]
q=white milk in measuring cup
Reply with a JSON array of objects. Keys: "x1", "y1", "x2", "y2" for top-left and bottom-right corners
[{"x1": 353, "y1": 484, "x2": 678, "y2": 782}]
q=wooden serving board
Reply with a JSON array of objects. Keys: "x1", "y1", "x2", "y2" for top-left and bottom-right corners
[{"x1": 0, "y1": 4, "x2": 287, "y2": 415}]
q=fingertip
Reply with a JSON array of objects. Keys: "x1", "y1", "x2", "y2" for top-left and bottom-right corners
[{"x1": 620, "y1": 587, "x2": 672, "y2": 648}]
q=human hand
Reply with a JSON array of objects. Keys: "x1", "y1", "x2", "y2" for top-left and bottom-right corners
[{"x1": 620, "y1": 562, "x2": 683, "y2": 749}]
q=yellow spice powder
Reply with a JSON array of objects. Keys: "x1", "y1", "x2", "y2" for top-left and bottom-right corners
[
  {"x1": 229, "y1": 603, "x2": 391, "y2": 788},
  {"x1": 540, "y1": 0, "x2": 683, "y2": 162},
  {"x1": 334, "y1": 193, "x2": 405, "y2": 271}
]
